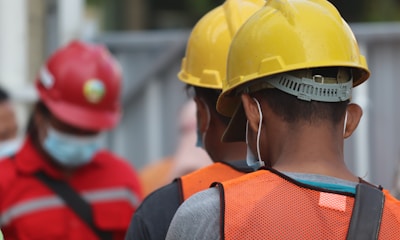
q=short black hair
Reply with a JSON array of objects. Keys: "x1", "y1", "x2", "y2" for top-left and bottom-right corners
[
  {"x1": 186, "y1": 85, "x2": 231, "y2": 126},
  {"x1": 250, "y1": 67, "x2": 349, "y2": 125},
  {"x1": 0, "y1": 87, "x2": 10, "y2": 102},
  {"x1": 255, "y1": 88, "x2": 348, "y2": 125}
]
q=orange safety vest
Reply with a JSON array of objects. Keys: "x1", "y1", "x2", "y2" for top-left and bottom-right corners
[
  {"x1": 218, "y1": 169, "x2": 400, "y2": 240},
  {"x1": 178, "y1": 162, "x2": 248, "y2": 202}
]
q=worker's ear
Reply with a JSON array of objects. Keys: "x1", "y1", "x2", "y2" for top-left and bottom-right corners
[
  {"x1": 241, "y1": 94, "x2": 261, "y2": 133},
  {"x1": 194, "y1": 97, "x2": 210, "y2": 133},
  {"x1": 343, "y1": 103, "x2": 363, "y2": 138}
]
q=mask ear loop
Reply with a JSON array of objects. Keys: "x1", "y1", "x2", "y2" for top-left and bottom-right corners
[
  {"x1": 253, "y1": 98, "x2": 265, "y2": 168},
  {"x1": 245, "y1": 120, "x2": 250, "y2": 144},
  {"x1": 343, "y1": 111, "x2": 348, "y2": 136}
]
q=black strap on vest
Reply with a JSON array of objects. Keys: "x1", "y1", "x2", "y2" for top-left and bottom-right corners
[
  {"x1": 35, "y1": 172, "x2": 113, "y2": 240},
  {"x1": 346, "y1": 183, "x2": 384, "y2": 240}
]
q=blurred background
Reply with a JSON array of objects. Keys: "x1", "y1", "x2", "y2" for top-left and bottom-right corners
[{"x1": 1, "y1": 0, "x2": 400, "y2": 194}]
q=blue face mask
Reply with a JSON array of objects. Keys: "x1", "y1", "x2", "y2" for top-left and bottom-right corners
[
  {"x1": 43, "y1": 126, "x2": 102, "y2": 167},
  {"x1": 0, "y1": 138, "x2": 22, "y2": 158},
  {"x1": 196, "y1": 129, "x2": 203, "y2": 148},
  {"x1": 246, "y1": 146, "x2": 263, "y2": 170}
]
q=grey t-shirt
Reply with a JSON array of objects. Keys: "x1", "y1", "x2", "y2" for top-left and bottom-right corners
[{"x1": 165, "y1": 172, "x2": 358, "y2": 240}]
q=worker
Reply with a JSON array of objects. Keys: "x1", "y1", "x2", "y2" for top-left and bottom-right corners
[
  {"x1": 166, "y1": 0, "x2": 400, "y2": 239},
  {"x1": 125, "y1": 0, "x2": 264, "y2": 239},
  {"x1": 0, "y1": 40, "x2": 143, "y2": 240},
  {"x1": 0, "y1": 87, "x2": 21, "y2": 157}
]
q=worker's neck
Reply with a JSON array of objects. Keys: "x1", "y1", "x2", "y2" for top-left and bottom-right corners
[{"x1": 269, "y1": 125, "x2": 358, "y2": 182}]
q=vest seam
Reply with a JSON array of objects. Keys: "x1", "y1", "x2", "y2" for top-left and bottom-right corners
[{"x1": 262, "y1": 167, "x2": 356, "y2": 197}]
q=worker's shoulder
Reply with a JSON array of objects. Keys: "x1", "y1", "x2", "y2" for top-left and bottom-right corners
[
  {"x1": 129, "y1": 182, "x2": 181, "y2": 240},
  {"x1": 0, "y1": 156, "x2": 17, "y2": 169},
  {"x1": 139, "y1": 181, "x2": 180, "y2": 212},
  {"x1": 0, "y1": 157, "x2": 19, "y2": 189},
  {"x1": 383, "y1": 190, "x2": 400, "y2": 216}
]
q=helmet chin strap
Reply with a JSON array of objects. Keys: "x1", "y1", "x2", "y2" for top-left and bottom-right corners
[{"x1": 253, "y1": 98, "x2": 265, "y2": 168}]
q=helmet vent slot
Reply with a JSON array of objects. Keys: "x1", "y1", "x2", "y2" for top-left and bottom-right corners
[{"x1": 267, "y1": 74, "x2": 352, "y2": 102}]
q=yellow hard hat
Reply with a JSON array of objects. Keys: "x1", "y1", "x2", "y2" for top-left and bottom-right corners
[
  {"x1": 178, "y1": 0, "x2": 265, "y2": 89},
  {"x1": 217, "y1": 0, "x2": 370, "y2": 117}
]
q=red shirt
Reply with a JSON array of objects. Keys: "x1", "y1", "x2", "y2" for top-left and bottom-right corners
[{"x1": 0, "y1": 138, "x2": 143, "y2": 240}]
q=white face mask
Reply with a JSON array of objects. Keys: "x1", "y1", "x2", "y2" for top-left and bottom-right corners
[
  {"x1": 245, "y1": 98, "x2": 265, "y2": 170},
  {"x1": 43, "y1": 126, "x2": 102, "y2": 167},
  {"x1": 0, "y1": 137, "x2": 23, "y2": 158}
]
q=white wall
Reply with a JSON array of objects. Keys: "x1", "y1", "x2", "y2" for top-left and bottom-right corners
[{"x1": 0, "y1": 0, "x2": 30, "y2": 134}]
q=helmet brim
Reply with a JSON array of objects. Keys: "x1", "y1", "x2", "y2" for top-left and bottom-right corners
[{"x1": 39, "y1": 91, "x2": 120, "y2": 131}]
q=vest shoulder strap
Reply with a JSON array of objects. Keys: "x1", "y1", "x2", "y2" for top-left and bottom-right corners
[
  {"x1": 35, "y1": 171, "x2": 113, "y2": 240},
  {"x1": 346, "y1": 183, "x2": 385, "y2": 240}
]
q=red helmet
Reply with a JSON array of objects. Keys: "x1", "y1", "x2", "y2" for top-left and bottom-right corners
[{"x1": 36, "y1": 40, "x2": 121, "y2": 131}]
